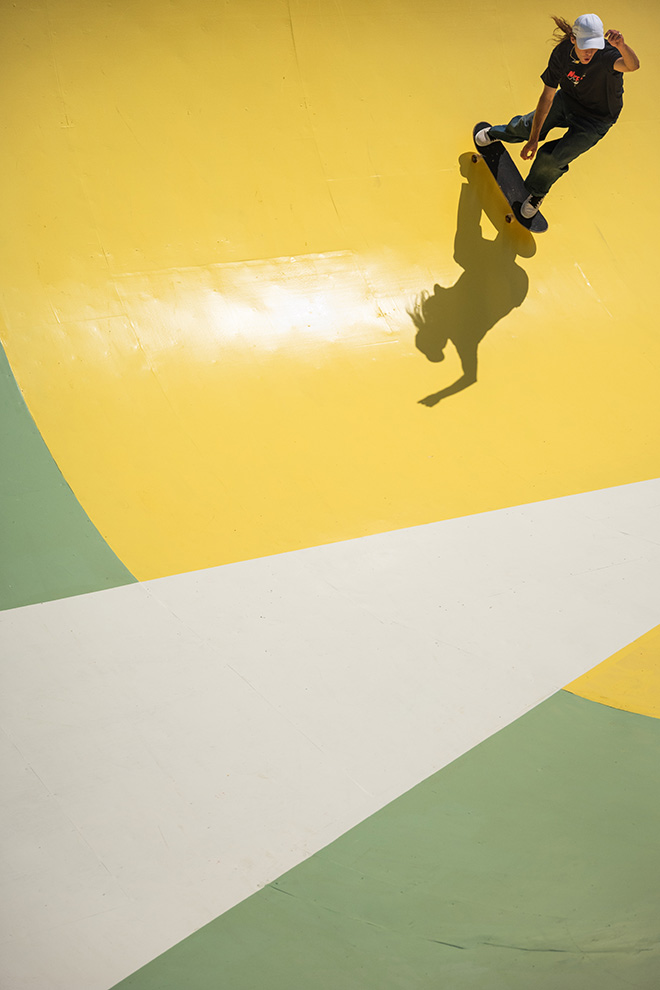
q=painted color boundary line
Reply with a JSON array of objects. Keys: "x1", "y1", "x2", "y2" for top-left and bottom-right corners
[
  {"x1": 109, "y1": 691, "x2": 660, "y2": 990},
  {"x1": 0, "y1": 342, "x2": 136, "y2": 610},
  {"x1": 565, "y1": 622, "x2": 660, "y2": 718}
]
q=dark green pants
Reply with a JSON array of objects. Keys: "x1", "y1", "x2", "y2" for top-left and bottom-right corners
[{"x1": 489, "y1": 91, "x2": 613, "y2": 197}]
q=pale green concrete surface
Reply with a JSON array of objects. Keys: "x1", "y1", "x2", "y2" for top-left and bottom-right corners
[
  {"x1": 112, "y1": 690, "x2": 660, "y2": 989},
  {"x1": 0, "y1": 344, "x2": 136, "y2": 610}
]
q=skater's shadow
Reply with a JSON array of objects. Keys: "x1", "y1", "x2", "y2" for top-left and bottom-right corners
[{"x1": 410, "y1": 153, "x2": 535, "y2": 406}]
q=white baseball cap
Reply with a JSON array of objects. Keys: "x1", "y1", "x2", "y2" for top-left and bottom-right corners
[{"x1": 573, "y1": 13, "x2": 605, "y2": 49}]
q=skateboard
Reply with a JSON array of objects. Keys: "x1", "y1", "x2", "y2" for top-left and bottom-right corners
[{"x1": 471, "y1": 121, "x2": 548, "y2": 233}]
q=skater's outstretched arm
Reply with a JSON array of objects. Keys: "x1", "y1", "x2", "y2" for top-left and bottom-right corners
[
  {"x1": 521, "y1": 84, "x2": 556, "y2": 161},
  {"x1": 606, "y1": 30, "x2": 640, "y2": 72}
]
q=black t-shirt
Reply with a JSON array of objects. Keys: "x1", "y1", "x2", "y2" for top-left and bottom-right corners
[{"x1": 541, "y1": 38, "x2": 624, "y2": 122}]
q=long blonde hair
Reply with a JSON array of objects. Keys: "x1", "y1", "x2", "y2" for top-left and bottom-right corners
[{"x1": 551, "y1": 15, "x2": 574, "y2": 45}]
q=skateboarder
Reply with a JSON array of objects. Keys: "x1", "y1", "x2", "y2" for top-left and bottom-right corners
[{"x1": 475, "y1": 14, "x2": 640, "y2": 218}]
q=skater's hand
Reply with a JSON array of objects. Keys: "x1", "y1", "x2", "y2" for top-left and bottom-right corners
[
  {"x1": 606, "y1": 30, "x2": 640, "y2": 71},
  {"x1": 521, "y1": 140, "x2": 538, "y2": 161},
  {"x1": 605, "y1": 29, "x2": 625, "y2": 49}
]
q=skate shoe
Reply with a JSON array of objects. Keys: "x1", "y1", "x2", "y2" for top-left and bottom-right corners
[
  {"x1": 474, "y1": 127, "x2": 494, "y2": 147},
  {"x1": 521, "y1": 193, "x2": 545, "y2": 219}
]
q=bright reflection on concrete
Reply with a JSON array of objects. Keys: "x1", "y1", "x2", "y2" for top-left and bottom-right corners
[{"x1": 117, "y1": 252, "x2": 403, "y2": 356}]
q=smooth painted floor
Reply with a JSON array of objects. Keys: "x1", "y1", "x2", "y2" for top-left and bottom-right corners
[
  {"x1": 2, "y1": 0, "x2": 659, "y2": 581},
  {"x1": 111, "y1": 690, "x2": 660, "y2": 990},
  {"x1": 1, "y1": 1, "x2": 660, "y2": 989},
  {"x1": 2, "y1": 485, "x2": 660, "y2": 989}
]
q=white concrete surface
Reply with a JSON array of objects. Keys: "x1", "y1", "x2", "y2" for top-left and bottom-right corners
[{"x1": 1, "y1": 479, "x2": 660, "y2": 989}]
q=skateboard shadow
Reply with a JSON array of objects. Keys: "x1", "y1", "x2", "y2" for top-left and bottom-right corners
[{"x1": 410, "y1": 153, "x2": 535, "y2": 406}]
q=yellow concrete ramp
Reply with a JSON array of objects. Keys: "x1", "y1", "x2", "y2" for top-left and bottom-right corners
[
  {"x1": 1, "y1": 1, "x2": 657, "y2": 582},
  {"x1": 565, "y1": 623, "x2": 660, "y2": 718},
  {"x1": 2, "y1": 5, "x2": 660, "y2": 989}
]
